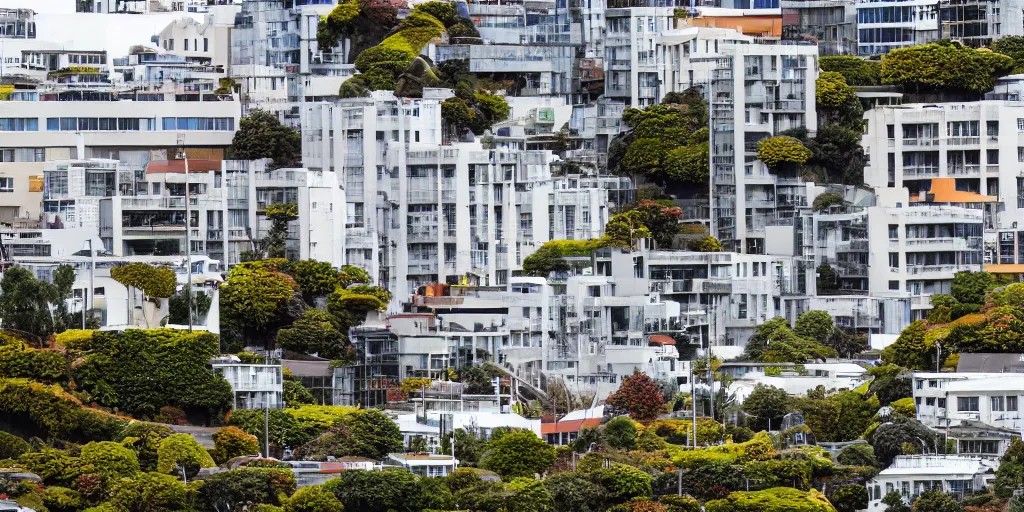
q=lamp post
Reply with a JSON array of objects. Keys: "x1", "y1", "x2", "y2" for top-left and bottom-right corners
[{"x1": 175, "y1": 134, "x2": 192, "y2": 332}]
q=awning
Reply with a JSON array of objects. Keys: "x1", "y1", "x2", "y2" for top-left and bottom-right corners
[
  {"x1": 649, "y1": 334, "x2": 676, "y2": 345},
  {"x1": 541, "y1": 418, "x2": 602, "y2": 435},
  {"x1": 146, "y1": 159, "x2": 222, "y2": 174}
]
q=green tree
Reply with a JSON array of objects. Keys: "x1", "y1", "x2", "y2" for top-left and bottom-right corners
[
  {"x1": 230, "y1": 109, "x2": 302, "y2": 167},
  {"x1": 481, "y1": 430, "x2": 556, "y2": 479},
  {"x1": 285, "y1": 485, "x2": 344, "y2": 512},
  {"x1": 605, "y1": 210, "x2": 653, "y2": 249},
  {"x1": 837, "y1": 443, "x2": 877, "y2": 467},
  {"x1": 323, "y1": 468, "x2": 422, "y2": 512},
  {"x1": 757, "y1": 136, "x2": 813, "y2": 168},
  {"x1": 742, "y1": 384, "x2": 789, "y2": 431},
  {"x1": 284, "y1": 380, "x2": 316, "y2": 406},
  {"x1": 705, "y1": 488, "x2": 836, "y2": 512},
  {"x1": 213, "y1": 426, "x2": 261, "y2": 463},
  {"x1": 811, "y1": 192, "x2": 844, "y2": 213},
  {"x1": 883, "y1": 491, "x2": 912, "y2": 512},
  {"x1": 196, "y1": 468, "x2": 296, "y2": 512},
  {"x1": 995, "y1": 438, "x2": 1024, "y2": 497},
  {"x1": 992, "y1": 36, "x2": 1024, "y2": 73},
  {"x1": 544, "y1": 473, "x2": 608, "y2": 512},
  {"x1": 816, "y1": 72, "x2": 863, "y2": 130},
  {"x1": 609, "y1": 200, "x2": 683, "y2": 248},
  {"x1": 604, "y1": 416, "x2": 640, "y2": 450},
  {"x1": 870, "y1": 415, "x2": 935, "y2": 467},
  {"x1": 220, "y1": 264, "x2": 301, "y2": 348},
  {"x1": 881, "y1": 41, "x2": 1014, "y2": 95},
  {"x1": 951, "y1": 271, "x2": 993, "y2": 305},
  {"x1": 52, "y1": 264, "x2": 77, "y2": 332},
  {"x1": 819, "y1": 56, "x2": 882, "y2": 85},
  {"x1": 585, "y1": 463, "x2": 653, "y2": 505},
  {"x1": 911, "y1": 490, "x2": 964, "y2": 512},
  {"x1": 867, "y1": 364, "x2": 913, "y2": 406},
  {"x1": 41, "y1": 486, "x2": 82, "y2": 512},
  {"x1": 688, "y1": 235, "x2": 723, "y2": 252},
  {"x1": 338, "y1": 265, "x2": 371, "y2": 288},
  {"x1": 506, "y1": 477, "x2": 554, "y2": 512},
  {"x1": 110, "y1": 263, "x2": 177, "y2": 299},
  {"x1": 606, "y1": 372, "x2": 665, "y2": 421},
  {"x1": 0, "y1": 266, "x2": 59, "y2": 338},
  {"x1": 276, "y1": 309, "x2": 345, "y2": 358},
  {"x1": 156, "y1": 433, "x2": 216, "y2": 477},
  {"x1": 167, "y1": 290, "x2": 213, "y2": 325},
  {"x1": 881, "y1": 321, "x2": 931, "y2": 370},
  {"x1": 293, "y1": 409, "x2": 402, "y2": 461},
  {"x1": 290, "y1": 260, "x2": 341, "y2": 302},
  {"x1": 80, "y1": 441, "x2": 139, "y2": 480},
  {"x1": 106, "y1": 472, "x2": 192, "y2": 512},
  {"x1": 795, "y1": 311, "x2": 834, "y2": 343}
]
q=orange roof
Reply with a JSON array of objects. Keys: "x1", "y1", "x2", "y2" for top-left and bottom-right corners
[
  {"x1": 541, "y1": 418, "x2": 602, "y2": 434},
  {"x1": 146, "y1": 159, "x2": 222, "y2": 174},
  {"x1": 649, "y1": 334, "x2": 676, "y2": 345},
  {"x1": 915, "y1": 178, "x2": 996, "y2": 203},
  {"x1": 985, "y1": 264, "x2": 1024, "y2": 274}
]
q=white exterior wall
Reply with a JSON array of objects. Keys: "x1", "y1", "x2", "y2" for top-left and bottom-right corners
[
  {"x1": 866, "y1": 455, "x2": 992, "y2": 512},
  {"x1": 157, "y1": 17, "x2": 232, "y2": 70},
  {"x1": 0, "y1": 96, "x2": 240, "y2": 151},
  {"x1": 212, "y1": 362, "x2": 285, "y2": 410},
  {"x1": 854, "y1": 0, "x2": 938, "y2": 56},
  {"x1": 604, "y1": 7, "x2": 676, "y2": 107},
  {"x1": 913, "y1": 372, "x2": 1024, "y2": 431}
]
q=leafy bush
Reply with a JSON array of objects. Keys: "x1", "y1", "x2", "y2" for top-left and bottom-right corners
[
  {"x1": 481, "y1": 429, "x2": 556, "y2": 479},
  {"x1": 819, "y1": 56, "x2": 881, "y2": 86},
  {"x1": 704, "y1": 487, "x2": 836, "y2": 512},
  {"x1": 688, "y1": 235, "x2": 722, "y2": 252},
  {"x1": 285, "y1": 485, "x2": 344, "y2": 512},
  {"x1": 293, "y1": 409, "x2": 403, "y2": 461},
  {"x1": 80, "y1": 441, "x2": 139, "y2": 479},
  {"x1": 106, "y1": 471, "x2": 192, "y2": 512},
  {"x1": 757, "y1": 136, "x2": 813, "y2": 168},
  {"x1": 54, "y1": 329, "x2": 95, "y2": 349},
  {"x1": 585, "y1": 462, "x2": 653, "y2": 505},
  {"x1": 0, "y1": 430, "x2": 30, "y2": 459},
  {"x1": 881, "y1": 41, "x2": 1014, "y2": 95},
  {"x1": 110, "y1": 263, "x2": 177, "y2": 299},
  {"x1": 605, "y1": 416, "x2": 641, "y2": 450},
  {"x1": 72, "y1": 329, "x2": 233, "y2": 419},
  {"x1": 213, "y1": 426, "x2": 261, "y2": 463},
  {"x1": 811, "y1": 192, "x2": 844, "y2": 212},
  {"x1": 522, "y1": 239, "x2": 608, "y2": 276},
  {"x1": 156, "y1": 433, "x2": 216, "y2": 476},
  {"x1": 0, "y1": 378, "x2": 128, "y2": 442},
  {"x1": 0, "y1": 345, "x2": 67, "y2": 384}
]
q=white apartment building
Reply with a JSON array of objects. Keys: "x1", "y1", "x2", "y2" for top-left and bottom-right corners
[
  {"x1": 913, "y1": 372, "x2": 1024, "y2": 432},
  {"x1": 865, "y1": 455, "x2": 996, "y2": 512},
  {"x1": 811, "y1": 189, "x2": 982, "y2": 319},
  {"x1": 42, "y1": 158, "x2": 345, "y2": 267},
  {"x1": 303, "y1": 90, "x2": 627, "y2": 298},
  {"x1": 939, "y1": 0, "x2": 1024, "y2": 46},
  {"x1": 855, "y1": 0, "x2": 938, "y2": 55},
  {"x1": 210, "y1": 355, "x2": 285, "y2": 410},
  {"x1": 604, "y1": 6, "x2": 679, "y2": 106},
  {"x1": 652, "y1": 28, "x2": 821, "y2": 253},
  {"x1": 861, "y1": 101, "x2": 1024, "y2": 262},
  {"x1": 157, "y1": 16, "x2": 232, "y2": 71},
  {"x1": 232, "y1": 0, "x2": 349, "y2": 127}
]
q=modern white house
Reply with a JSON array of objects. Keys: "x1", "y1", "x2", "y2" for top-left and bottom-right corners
[
  {"x1": 854, "y1": 0, "x2": 938, "y2": 56},
  {"x1": 865, "y1": 455, "x2": 996, "y2": 512},
  {"x1": 913, "y1": 372, "x2": 1024, "y2": 432},
  {"x1": 210, "y1": 354, "x2": 285, "y2": 410},
  {"x1": 386, "y1": 453, "x2": 457, "y2": 478}
]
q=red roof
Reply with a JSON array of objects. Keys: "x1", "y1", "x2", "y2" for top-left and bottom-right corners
[
  {"x1": 146, "y1": 159, "x2": 222, "y2": 174},
  {"x1": 649, "y1": 334, "x2": 676, "y2": 345},
  {"x1": 541, "y1": 418, "x2": 601, "y2": 435}
]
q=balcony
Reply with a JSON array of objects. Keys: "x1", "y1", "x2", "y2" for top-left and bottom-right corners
[
  {"x1": 903, "y1": 166, "x2": 939, "y2": 178},
  {"x1": 407, "y1": 189, "x2": 438, "y2": 203},
  {"x1": 907, "y1": 264, "x2": 963, "y2": 276},
  {"x1": 207, "y1": 229, "x2": 223, "y2": 241},
  {"x1": 902, "y1": 138, "x2": 939, "y2": 147},
  {"x1": 947, "y1": 165, "x2": 980, "y2": 177},
  {"x1": 764, "y1": 100, "x2": 804, "y2": 111},
  {"x1": 947, "y1": 137, "x2": 980, "y2": 146},
  {"x1": 905, "y1": 237, "x2": 979, "y2": 251}
]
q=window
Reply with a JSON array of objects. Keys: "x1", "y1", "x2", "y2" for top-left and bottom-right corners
[
  {"x1": 957, "y1": 396, "x2": 979, "y2": 411},
  {"x1": 93, "y1": 287, "x2": 105, "y2": 296},
  {"x1": 0, "y1": 118, "x2": 38, "y2": 131},
  {"x1": 928, "y1": 380, "x2": 937, "y2": 388},
  {"x1": 1017, "y1": 118, "x2": 1024, "y2": 131},
  {"x1": 203, "y1": 38, "x2": 209, "y2": 52},
  {"x1": 926, "y1": 397, "x2": 935, "y2": 406},
  {"x1": 1009, "y1": 396, "x2": 1019, "y2": 412},
  {"x1": 889, "y1": 224, "x2": 898, "y2": 239},
  {"x1": 938, "y1": 398, "x2": 946, "y2": 408},
  {"x1": 992, "y1": 396, "x2": 1005, "y2": 411},
  {"x1": 889, "y1": 280, "x2": 900, "y2": 291},
  {"x1": 184, "y1": 39, "x2": 189, "y2": 51},
  {"x1": 0, "y1": 177, "x2": 13, "y2": 192}
]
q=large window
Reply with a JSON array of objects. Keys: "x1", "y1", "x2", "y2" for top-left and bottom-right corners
[
  {"x1": 0, "y1": 178, "x2": 13, "y2": 192},
  {"x1": 161, "y1": 118, "x2": 234, "y2": 131},
  {"x1": 957, "y1": 396, "x2": 979, "y2": 412},
  {"x1": 46, "y1": 118, "x2": 153, "y2": 131},
  {"x1": 0, "y1": 118, "x2": 38, "y2": 131}
]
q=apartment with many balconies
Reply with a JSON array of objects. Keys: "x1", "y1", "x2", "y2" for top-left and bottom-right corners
[{"x1": 854, "y1": 0, "x2": 938, "y2": 55}]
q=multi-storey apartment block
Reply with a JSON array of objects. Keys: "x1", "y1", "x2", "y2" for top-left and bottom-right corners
[
  {"x1": 605, "y1": 5, "x2": 680, "y2": 107},
  {"x1": 781, "y1": 0, "x2": 856, "y2": 55},
  {"x1": 41, "y1": 158, "x2": 345, "y2": 267},
  {"x1": 854, "y1": 0, "x2": 938, "y2": 55},
  {"x1": 302, "y1": 89, "x2": 630, "y2": 297}
]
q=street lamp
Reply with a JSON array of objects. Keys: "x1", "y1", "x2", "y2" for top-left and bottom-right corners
[{"x1": 175, "y1": 134, "x2": 192, "y2": 332}]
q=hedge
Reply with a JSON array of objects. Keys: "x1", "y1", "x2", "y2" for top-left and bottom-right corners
[
  {"x1": 0, "y1": 345, "x2": 67, "y2": 384},
  {"x1": 110, "y1": 263, "x2": 177, "y2": 299},
  {"x1": 704, "y1": 488, "x2": 837, "y2": 512},
  {"x1": 819, "y1": 56, "x2": 881, "y2": 86},
  {"x1": 72, "y1": 329, "x2": 233, "y2": 419},
  {"x1": 0, "y1": 378, "x2": 128, "y2": 442}
]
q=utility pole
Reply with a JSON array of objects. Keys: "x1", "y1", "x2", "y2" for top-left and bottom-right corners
[
  {"x1": 690, "y1": 366, "x2": 697, "y2": 447},
  {"x1": 176, "y1": 134, "x2": 192, "y2": 332},
  {"x1": 264, "y1": 402, "x2": 270, "y2": 458}
]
